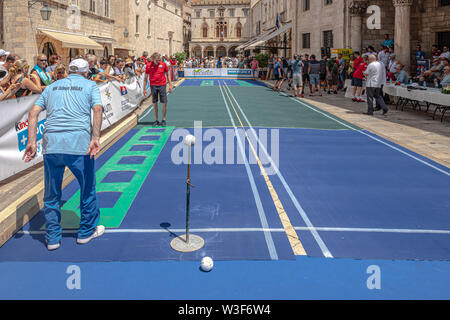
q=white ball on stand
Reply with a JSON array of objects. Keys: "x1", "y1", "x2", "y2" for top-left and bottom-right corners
[{"x1": 184, "y1": 134, "x2": 196, "y2": 146}]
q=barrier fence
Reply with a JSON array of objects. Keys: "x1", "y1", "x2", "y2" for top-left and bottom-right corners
[{"x1": 0, "y1": 75, "x2": 151, "y2": 182}]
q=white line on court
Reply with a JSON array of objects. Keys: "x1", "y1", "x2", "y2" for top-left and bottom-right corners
[
  {"x1": 138, "y1": 82, "x2": 180, "y2": 122},
  {"x1": 138, "y1": 106, "x2": 153, "y2": 122},
  {"x1": 284, "y1": 93, "x2": 450, "y2": 177},
  {"x1": 218, "y1": 81, "x2": 279, "y2": 260},
  {"x1": 223, "y1": 83, "x2": 333, "y2": 258},
  {"x1": 17, "y1": 226, "x2": 450, "y2": 235}
]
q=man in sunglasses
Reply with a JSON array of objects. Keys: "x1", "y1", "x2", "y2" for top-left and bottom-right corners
[{"x1": 31, "y1": 54, "x2": 52, "y2": 89}]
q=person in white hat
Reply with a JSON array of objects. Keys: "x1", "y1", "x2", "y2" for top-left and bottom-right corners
[
  {"x1": 0, "y1": 49, "x2": 11, "y2": 65},
  {"x1": 23, "y1": 58, "x2": 105, "y2": 251}
]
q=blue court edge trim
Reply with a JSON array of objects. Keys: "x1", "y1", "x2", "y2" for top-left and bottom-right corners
[{"x1": 1, "y1": 257, "x2": 450, "y2": 299}]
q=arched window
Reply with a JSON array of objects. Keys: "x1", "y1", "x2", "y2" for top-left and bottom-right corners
[
  {"x1": 42, "y1": 42, "x2": 56, "y2": 60},
  {"x1": 202, "y1": 23, "x2": 208, "y2": 38},
  {"x1": 235, "y1": 22, "x2": 242, "y2": 38},
  {"x1": 224, "y1": 25, "x2": 227, "y2": 38}
]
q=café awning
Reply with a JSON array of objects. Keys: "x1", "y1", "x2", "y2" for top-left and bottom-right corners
[
  {"x1": 238, "y1": 22, "x2": 292, "y2": 51},
  {"x1": 40, "y1": 29, "x2": 103, "y2": 50}
]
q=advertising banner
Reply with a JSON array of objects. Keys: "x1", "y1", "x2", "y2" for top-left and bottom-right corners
[
  {"x1": 0, "y1": 75, "x2": 149, "y2": 182},
  {"x1": 184, "y1": 68, "x2": 254, "y2": 78}
]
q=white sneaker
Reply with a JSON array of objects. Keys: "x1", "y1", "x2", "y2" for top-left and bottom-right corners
[
  {"x1": 77, "y1": 225, "x2": 105, "y2": 245},
  {"x1": 45, "y1": 240, "x2": 60, "y2": 251}
]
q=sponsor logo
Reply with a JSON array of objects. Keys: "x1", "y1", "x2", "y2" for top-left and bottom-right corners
[
  {"x1": 120, "y1": 86, "x2": 128, "y2": 96},
  {"x1": 121, "y1": 99, "x2": 132, "y2": 111},
  {"x1": 15, "y1": 120, "x2": 29, "y2": 132},
  {"x1": 105, "y1": 88, "x2": 112, "y2": 100},
  {"x1": 227, "y1": 70, "x2": 252, "y2": 76},
  {"x1": 192, "y1": 68, "x2": 213, "y2": 76},
  {"x1": 17, "y1": 118, "x2": 46, "y2": 152},
  {"x1": 104, "y1": 103, "x2": 112, "y2": 113}
]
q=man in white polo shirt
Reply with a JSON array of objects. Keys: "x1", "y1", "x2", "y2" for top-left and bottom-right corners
[{"x1": 364, "y1": 54, "x2": 388, "y2": 116}]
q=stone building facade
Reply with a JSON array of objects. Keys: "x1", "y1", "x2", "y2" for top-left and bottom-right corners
[
  {"x1": 1, "y1": 0, "x2": 115, "y2": 66},
  {"x1": 0, "y1": 0, "x2": 186, "y2": 67},
  {"x1": 189, "y1": 0, "x2": 251, "y2": 58},
  {"x1": 113, "y1": 0, "x2": 185, "y2": 58},
  {"x1": 242, "y1": 0, "x2": 294, "y2": 57},
  {"x1": 243, "y1": 0, "x2": 450, "y2": 72},
  {"x1": 183, "y1": 0, "x2": 192, "y2": 54}
]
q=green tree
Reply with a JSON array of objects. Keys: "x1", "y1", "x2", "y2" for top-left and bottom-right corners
[
  {"x1": 255, "y1": 53, "x2": 270, "y2": 68},
  {"x1": 174, "y1": 52, "x2": 187, "y2": 66}
]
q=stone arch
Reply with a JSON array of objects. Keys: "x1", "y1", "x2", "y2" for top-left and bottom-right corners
[
  {"x1": 204, "y1": 46, "x2": 214, "y2": 58},
  {"x1": 192, "y1": 45, "x2": 202, "y2": 58},
  {"x1": 216, "y1": 46, "x2": 226, "y2": 58},
  {"x1": 228, "y1": 46, "x2": 238, "y2": 57}
]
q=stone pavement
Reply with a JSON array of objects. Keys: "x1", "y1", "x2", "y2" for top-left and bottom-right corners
[{"x1": 262, "y1": 78, "x2": 450, "y2": 168}]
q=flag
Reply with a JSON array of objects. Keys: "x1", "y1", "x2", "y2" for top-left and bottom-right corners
[{"x1": 276, "y1": 14, "x2": 280, "y2": 29}]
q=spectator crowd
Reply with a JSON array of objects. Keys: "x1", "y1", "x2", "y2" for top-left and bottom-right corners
[
  {"x1": 261, "y1": 36, "x2": 449, "y2": 101},
  {"x1": 0, "y1": 49, "x2": 180, "y2": 101}
]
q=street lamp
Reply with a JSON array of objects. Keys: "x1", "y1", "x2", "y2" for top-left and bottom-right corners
[
  {"x1": 124, "y1": 29, "x2": 129, "y2": 38},
  {"x1": 28, "y1": 1, "x2": 52, "y2": 21},
  {"x1": 40, "y1": 4, "x2": 52, "y2": 21}
]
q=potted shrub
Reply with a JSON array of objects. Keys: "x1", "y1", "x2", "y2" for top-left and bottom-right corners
[{"x1": 255, "y1": 53, "x2": 269, "y2": 80}]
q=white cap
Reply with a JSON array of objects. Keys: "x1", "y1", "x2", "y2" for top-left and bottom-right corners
[
  {"x1": 69, "y1": 59, "x2": 89, "y2": 73},
  {"x1": 0, "y1": 49, "x2": 10, "y2": 56}
]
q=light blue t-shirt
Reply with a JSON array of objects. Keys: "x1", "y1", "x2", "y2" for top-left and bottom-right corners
[
  {"x1": 396, "y1": 70, "x2": 408, "y2": 85},
  {"x1": 35, "y1": 73, "x2": 103, "y2": 155},
  {"x1": 292, "y1": 60, "x2": 303, "y2": 74}
]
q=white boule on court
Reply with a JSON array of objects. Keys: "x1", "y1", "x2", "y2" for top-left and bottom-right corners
[
  {"x1": 184, "y1": 134, "x2": 196, "y2": 146},
  {"x1": 200, "y1": 256, "x2": 214, "y2": 272}
]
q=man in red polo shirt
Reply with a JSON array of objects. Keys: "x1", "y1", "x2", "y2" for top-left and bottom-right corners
[{"x1": 143, "y1": 52, "x2": 173, "y2": 126}]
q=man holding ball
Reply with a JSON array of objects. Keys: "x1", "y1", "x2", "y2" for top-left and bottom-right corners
[{"x1": 144, "y1": 52, "x2": 173, "y2": 127}]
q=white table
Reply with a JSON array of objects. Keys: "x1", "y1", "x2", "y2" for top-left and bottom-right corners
[{"x1": 383, "y1": 84, "x2": 450, "y2": 121}]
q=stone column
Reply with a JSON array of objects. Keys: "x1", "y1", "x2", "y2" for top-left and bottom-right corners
[
  {"x1": 201, "y1": 45, "x2": 204, "y2": 59},
  {"x1": 213, "y1": 46, "x2": 217, "y2": 58},
  {"x1": 349, "y1": 0, "x2": 368, "y2": 53},
  {"x1": 393, "y1": 0, "x2": 413, "y2": 70}
]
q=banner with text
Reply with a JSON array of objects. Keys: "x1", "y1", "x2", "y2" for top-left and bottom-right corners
[
  {"x1": 184, "y1": 68, "x2": 253, "y2": 78},
  {"x1": 0, "y1": 75, "x2": 150, "y2": 182}
]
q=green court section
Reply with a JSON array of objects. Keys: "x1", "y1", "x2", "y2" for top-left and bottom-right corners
[
  {"x1": 224, "y1": 85, "x2": 361, "y2": 130},
  {"x1": 138, "y1": 83, "x2": 360, "y2": 130},
  {"x1": 201, "y1": 80, "x2": 214, "y2": 86},
  {"x1": 53, "y1": 126, "x2": 174, "y2": 229},
  {"x1": 235, "y1": 80, "x2": 255, "y2": 87},
  {"x1": 138, "y1": 86, "x2": 233, "y2": 128}
]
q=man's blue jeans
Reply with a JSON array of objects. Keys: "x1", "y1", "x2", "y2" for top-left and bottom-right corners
[{"x1": 43, "y1": 154, "x2": 100, "y2": 245}]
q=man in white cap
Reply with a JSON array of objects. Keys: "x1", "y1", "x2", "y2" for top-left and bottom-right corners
[
  {"x1": 23, "y1": 59, "x2": 105, "y2": 251},
  {"x1": 0, "y1": 54, "x2": 14, "y2": 83},
  {"x1": 0, "y1": 49, "x2": 10, "y2": 65}
]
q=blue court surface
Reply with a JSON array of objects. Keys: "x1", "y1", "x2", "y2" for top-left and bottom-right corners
[{"x1": 1, "y1": 78, "x2": 449, "y2": 299}]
